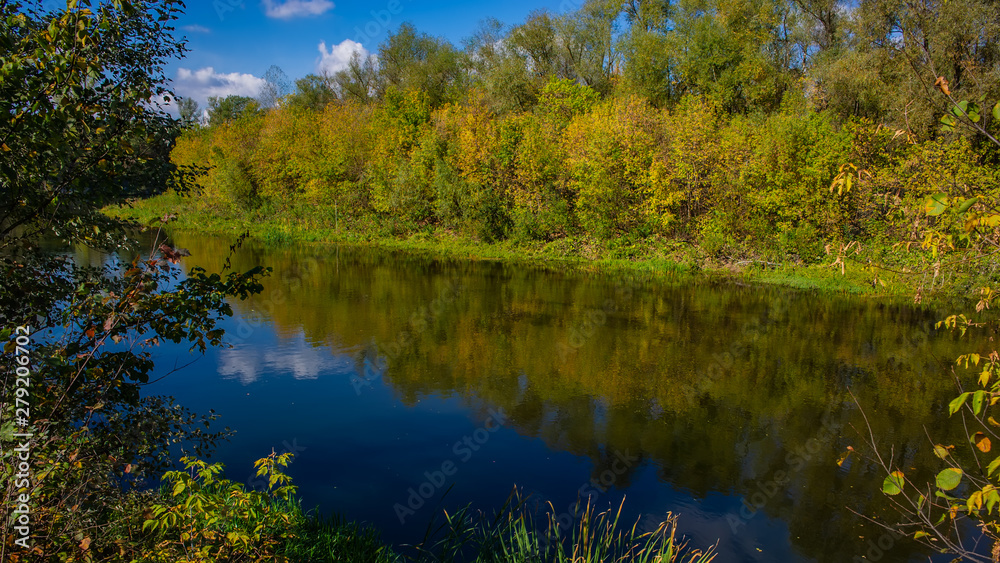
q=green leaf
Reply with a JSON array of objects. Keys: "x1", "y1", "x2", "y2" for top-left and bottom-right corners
[
  {"x1": 993, "y1": 102, "x2": 1000, "y2": 122},
  {"x1": 936, "y1": 467, "x2": 963, "y2": 491},
  {"x1": 935, "y1": 490, "x2": 959, "y2": 501},
  {"x1": 987, "y1": 489, "x2": 1000, "y2": 514},
  {"x1": 883, "y1": 471, "x2": 905, "y2": 495},
  {"x1": 969, "y1": 106, "x2": 981, "y2": 123},
  {"x1": 974, "y1": 390, "x2": 987, "y2": 415},
  {"x1": 933, "y1": 445, "x2": 951, "y2": 459},
  {"x1": 0, "y1": 421, "x2": 17, "y2": 442},
  {"x1": 941, "y1": 114, "x2": 956, "y2": 132},
  {"x1": 958, "y1": 197, "x2": 979, "y2": 214},
  {"x1": 987, "y1": 456, "x2": 1000, "y2": 476},
  {"x1": 925, "y1": 193, "x2": 949, "y2": 216},
  {"x1": 949, "y1": 392, "x2": 971, "y2": 415}
]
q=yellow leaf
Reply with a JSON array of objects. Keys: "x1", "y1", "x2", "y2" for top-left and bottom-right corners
[{"x1": 968, "y1": 490, "x2": 983, "y2": 511}]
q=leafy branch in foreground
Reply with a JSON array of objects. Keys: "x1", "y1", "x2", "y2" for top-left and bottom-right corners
[
  {"x1": 0, "y1": 1, "x2": 268, "y2": 561},
  {"x1": 849, "y1": 80, "x2": 1000, "y2": 561}
]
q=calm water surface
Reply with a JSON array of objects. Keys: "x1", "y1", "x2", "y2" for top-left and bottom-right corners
[{"x1": 110, "y1": 233, "x2": 992, "y2": 562}]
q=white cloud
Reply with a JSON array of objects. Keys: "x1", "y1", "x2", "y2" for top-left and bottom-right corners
[
  {"x1": 218, "y1": 348, "x2": 263, "y2": 385},
  {"x1": 316, "y1": 39, "x2": 368, "y2": 75},
  {"x1": 182, "y1": 24, "x2": 211, "y2": 33},
  {"x1": 217, "y1": 336, "x2": 355, "y2": 384},
  {"x1": 262, "y1": 0, "x2": 334, "y2": 19},
  {"x1": 173, "y1": 66, "x2": 267, "y2": 109}
]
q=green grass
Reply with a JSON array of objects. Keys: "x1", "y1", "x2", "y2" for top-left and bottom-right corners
[
  {"x1": 404, "y1": 491, "x2": 717, "y2": 563},
  {"x1": 282, "y1": 492, "x2": 719, "y2": 563},
  {"x1": 107, "y1": 192, "x2": 979, "y2": 301},
  {"x1": 125, "y1": 476, "x2": 714, "y2": 563}
]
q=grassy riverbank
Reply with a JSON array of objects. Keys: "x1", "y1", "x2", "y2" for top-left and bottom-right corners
[
  {"x1": 118, "y1": 454, "x2": 717, "y2": 563},
  {"x1": 109, "y1": 191, "x2": 949, "y2": 298}
]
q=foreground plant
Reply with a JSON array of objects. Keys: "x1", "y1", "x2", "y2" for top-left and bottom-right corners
[
  {"x1": 853, "y1": 83, "x2": 1000, "y2": 560},
  {"x1": 409, "y1": 490, "x2": 717, "y2": 563},
  {"x1": 0, "y1": 1, "x2": 266, "y2": 560},
  {"x1": 133, "y1": 452, "x2": 397, "y2": 563}
]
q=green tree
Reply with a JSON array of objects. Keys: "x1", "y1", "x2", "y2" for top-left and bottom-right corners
[
  {"x1": 555, "y1": 0, "x2": 622, "y2": 95},
  {"x1": 667, "y1": 0, "x2": 795, "y2": 113},
  {"x1": 329, "y1": 51, "x2": 377, "y2": 103},
  {"x1": 375, "y1": 23, "x2": 467, "y2": 107},
  {"x1": 177, "y1": 96, "x2": 201, "y2": 126},
  {"x1": 619, "y1": 0, "x2": 677, "y2": 106},
  {"x1": 258, "y1": 64, "x2": 291, "y2": 109},
  {"x1": 464, "y1": 16, "x2": 544, "y2": 113},
  {"x1": 816, "y1": 0, "x2": 1000, "y2": 132},
  {"x1": 0, "y1": 1, "x2": 265, "y2": 559},
  {"x1": 207, "y1": 94, "x2": 262, "y2": 127},
  {"x1": 288, "y1": 73, "x2": 338, "y2": 111}
]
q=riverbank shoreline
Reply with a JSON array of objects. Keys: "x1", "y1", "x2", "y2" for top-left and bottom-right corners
[{"x1": 107, "y1": 192, "x2": 968, "y2": 302}]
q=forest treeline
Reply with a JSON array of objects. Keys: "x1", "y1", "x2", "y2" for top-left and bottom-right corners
[{"x1": 172, "y1": 0, "x2": 1000, "y2": 264}]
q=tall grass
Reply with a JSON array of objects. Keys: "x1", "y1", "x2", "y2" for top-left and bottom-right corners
[
  {"x1": 127, "y1": 479, "x2": 714, "y2": 563},
  {"x1": 406, "y1": 490, "x2": 716, "y2": 563}
]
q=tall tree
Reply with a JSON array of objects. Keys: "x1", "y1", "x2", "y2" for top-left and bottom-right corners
[
  {"x1": 556, "y1": 0, "x2": 623, "y2": 94},
  {"x1": 667, "y1": 0, "x2": 794, "y2": 113},
  {"x1": 207, "y1": 95, "x2": 262, "y2": 126},
  {"x1": 258, "y1": 64, "x2": 292, "y2": 109},
  {"x1": 619, "y1": 0, "x2": 677, "y2": 106},
  {"x1": 177, "y1": 96, "x2": 201, "y2": 125},
  {"x1": 817, "y1": 0, "x2": 1000, "y2": 133},
  {"x1": 0, "y1": 1, "x2": 265, "y2": 559},
  {"x1": 330, "y1": 51, "x2": 378, "y2": 103},
  {"x1": 376, "y1": 23, "x2": 467, "y2": 107},
  {"x1": 464, "y1": 14, "x2": 554, "y2": 113},
  {"x1": 288, "y1": 73, "x2": 338, "y2": 110}
]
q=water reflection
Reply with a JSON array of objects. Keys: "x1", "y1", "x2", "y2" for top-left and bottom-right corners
[
  {"x1": 150, "y1": 232, "x2": 991, "y2": 562},
  {"x1": 218, "y1": 335, "x2": 355, "y2": 384}
]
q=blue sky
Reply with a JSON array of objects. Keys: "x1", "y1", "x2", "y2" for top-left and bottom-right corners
[{"x1": 167, "y1": 0, "x2": 578, "y2": 113}]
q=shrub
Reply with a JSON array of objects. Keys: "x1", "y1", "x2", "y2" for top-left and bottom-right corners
[{"x1": 563, "y1": 95, "x2": 668, "y2": 239}]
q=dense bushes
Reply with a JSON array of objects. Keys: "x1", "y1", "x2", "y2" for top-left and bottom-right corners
[{"x1": 171, "y1": 76, "x2": 995, "y2": 265}]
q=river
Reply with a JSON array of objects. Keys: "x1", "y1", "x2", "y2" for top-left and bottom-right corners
[{"x1": 108, "y1": 232, "x2": 993, "y2": 562}]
